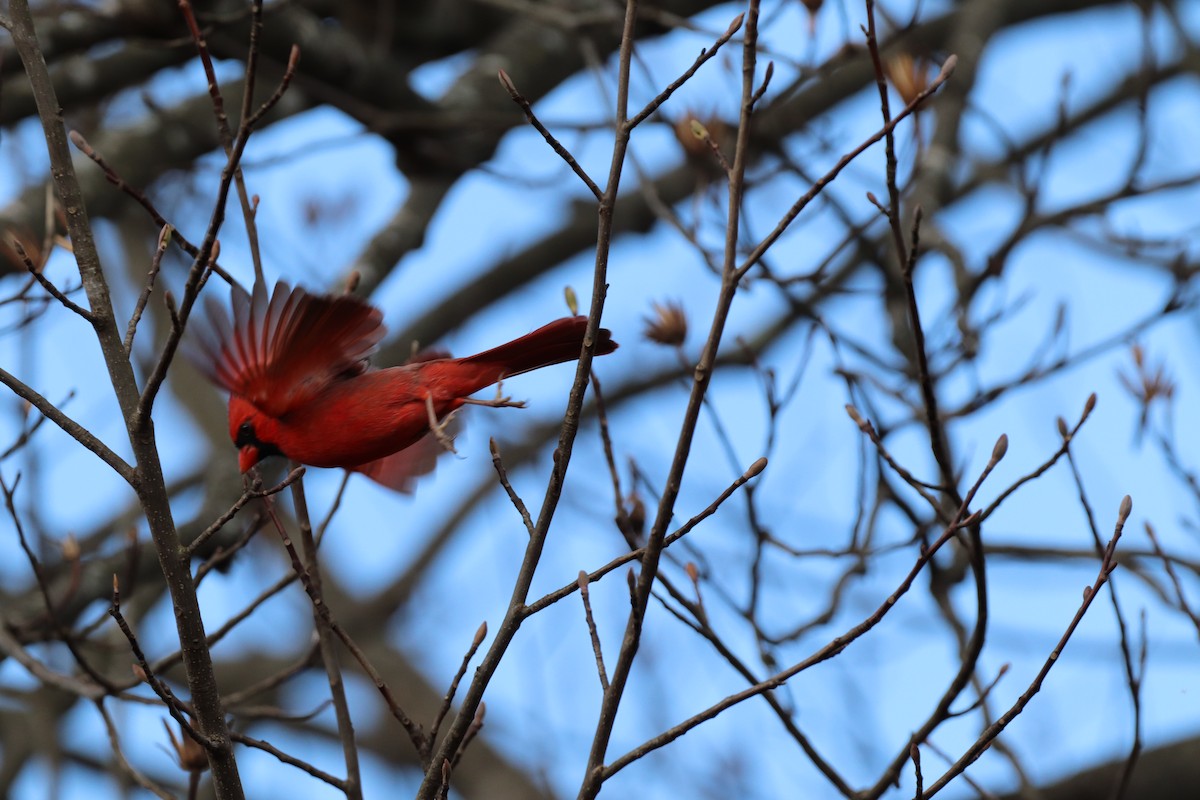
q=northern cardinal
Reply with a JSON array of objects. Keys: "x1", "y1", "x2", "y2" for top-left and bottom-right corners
[{"x1": 188, "y1": 280, "x2": 617, "y2": 492}]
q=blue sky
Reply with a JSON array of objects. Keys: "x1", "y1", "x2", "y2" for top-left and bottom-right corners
[{"x1": 2, "y1": 1, "x2": 1200, "y2": 798}]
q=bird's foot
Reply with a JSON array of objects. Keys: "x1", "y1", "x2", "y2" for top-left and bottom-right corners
[
  {"x1": 425, "y1": 394, "x2": 459, "y2": 455},
  {"x1": 463, "y1": 382, "x2": 527, "y2": 409}
]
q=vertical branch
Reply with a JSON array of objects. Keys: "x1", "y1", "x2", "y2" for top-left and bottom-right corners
[
  {"x1": 178, "y1": 0, "x2": 266, "y2": 282},
  {"x1": 860, "y1": 4, "x2": 988, "y2": 796},
  {"x1": 289, "y1": 472, "x2": 364, "y2": 800},
  {"x1": 578, "y1": 2, "x2": 762, "y2": 796},
  {"x1": 863, "y1": 0, "x2": 954, "y2": 494},
  {"x1": 5, "y1": 2, "x2": 244, "y2": 795},
  {"x1": 414, "y1": 2, "x2": 641, "y2": 797}
]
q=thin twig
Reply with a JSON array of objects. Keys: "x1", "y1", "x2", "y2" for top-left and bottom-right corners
[
  {"x1": 260, "y1": 495, "x2": 426, "y2": 751},
  {"x1": 109, "y1": 576, "x2": 214, "y2": 752},
  {"x1": 451, "y1": 704, "x2": 485, "y2": 768},
  {"x1": 95, "y1": 699, "x2": 177, "y2": 800},
  {"x1": 920, "y1": 497, "x2": 1133, "y2": 797},
  {"x1": 243, "y1": 45, "x2": 301, "y2": 131},
  {"x1": 578, "y1": 571, "x2": 610, "y2": 691},
  {"x1": 288, "y1": 471, "x2": 363, "y2": 800},
  {"x1": 67, "y1": 131, "x2": 237, "y2": 286},
  {"x1": 235, "y1": 0, "x2": 267, "y2": 283},
  {"x1": 498, "y1": 68, "x2": 602, "y2": 200},
  {"x1": 413, "y1": 0, "x2": 636, "y2": 793},
  {"x1": 178, "y1": 0, "x2": 234, "y2": 148},
  {"x1": 1145, "y1": 523, "x2": 1200, "y2": 636},
  {"x1": 185, "y1": 467, "x2": 305, "y2": 558},
  {"x1": 979, "y1": 394, "x2": 1096, "y2": 521},
  {"x1": 579, "y1": 6, "x2": 763, "y2": 790},
  {"x1": 624, "y1": 12, "x2": 745, "y2": 131},
  {"x1": 737, "y1": 55, "x2": 957, "y2": 279},
  {"x1": 427, "y1": 621, "x2": 488, "y2": 765},
  {"x1": 489, "y1": 438, "x2": 534, "y2": 535},
  {"x1": 911, "y1": 743, "x2": 923, "y2": 800},
  {"x1": 602, "y1": 444, "x2": 1005, "y2": 782},
  {"x1": 0, "y1": 367, "x2": 135, "y2": 483},
  {"x1": 845, "y1": 404, "x2": 944, "y2": 512},
  {"x1": 124, "y1": 224, "x2": 173, "y2": 353},
  {"x1": 12, "y1": 239, "x2": 94, "y2": 321},
  {"x1": 524, "y1": 456, "x2": 767, "y2": 617},
  {"x1": 230, "y1": 731, "x2": 347, "y2": 789},
  {"x1": 2, "y1": 474, "x2": 116, "y2": 692},
  {"x1": 1063, "y1": 446, "x2": 1142, "y2": 800}
]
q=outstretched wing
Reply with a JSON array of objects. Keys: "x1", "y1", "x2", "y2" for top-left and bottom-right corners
[{"x1": 187, "y1": 280, "x2": 385, "y2": 416}]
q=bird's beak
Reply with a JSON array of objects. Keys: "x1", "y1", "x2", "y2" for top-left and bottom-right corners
[{"x1": 238, "y1": 445, "x2": 260, "y2": 474}]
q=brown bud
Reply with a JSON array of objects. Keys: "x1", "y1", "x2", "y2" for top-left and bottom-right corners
[
  {"x1": 991, "y1": 434, "x2": 1008, "y2": 464},
  {"x1": 61, "y1": 534, "x2": 80, "y2": 561},
  {"x1": 625, "y1": 491, "x2": 646, "y2": 537},
  {"x1": 937, "y1": 55, "x2": 958, "y2": 82},
  {"x1": 643, "y1": 300, "x2": 688, "y2": 347},
  {"x1": 844, "y1": 404, "x2": 867, "y2": 430},
  {"x1": 164, "y1": 718, "x2": 209, "y2": 773},
  {"x1": 472, "y1": 620, "x2": 488, "y2": 648},
  {"x1": 498, "y1": 68, "x2": 516, "y2": 94},
  {"x1": 68, "y1": 130, "x2": 94, "y2": 156},
  {"x1": 744, "y1": 457, "x2": 767, "y2": 479},
  {"x1": 884, "y1": 53, "x2": 931, "y2": 107}
]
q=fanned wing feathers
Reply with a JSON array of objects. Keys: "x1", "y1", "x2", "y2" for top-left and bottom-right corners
[{"x1": 188, "y1": 280, "x2": 385, "y2": 417}]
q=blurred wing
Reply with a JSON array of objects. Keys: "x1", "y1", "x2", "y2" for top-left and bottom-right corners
[
  {"x1": 350, "y1": 431, "x2": 444, "y2": 494},
  {"x1": 187, "y1": 280, "x2": 385, "y2": 416}
]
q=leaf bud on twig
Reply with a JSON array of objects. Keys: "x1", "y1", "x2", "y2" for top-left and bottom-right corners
[
  {"x1": 990, "y1": 434, "x2": 1008, "y2": 464},
  {"x1": 744, "y1": 457, "x2": 767, "y2": 480}
]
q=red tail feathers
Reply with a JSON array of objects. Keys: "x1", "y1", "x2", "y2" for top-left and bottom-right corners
[{"x1": 461, "y1": 316, "x2": 617, "y2": 384}]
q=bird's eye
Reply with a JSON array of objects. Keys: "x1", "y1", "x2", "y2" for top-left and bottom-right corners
[{"x1": 235, "y1": 421, "x2": 255, "y2": 447}]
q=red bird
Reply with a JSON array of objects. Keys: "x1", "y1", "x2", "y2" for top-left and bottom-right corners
[{"x1": 188, "y1": 280, "x2": 617, "y2": 492}]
